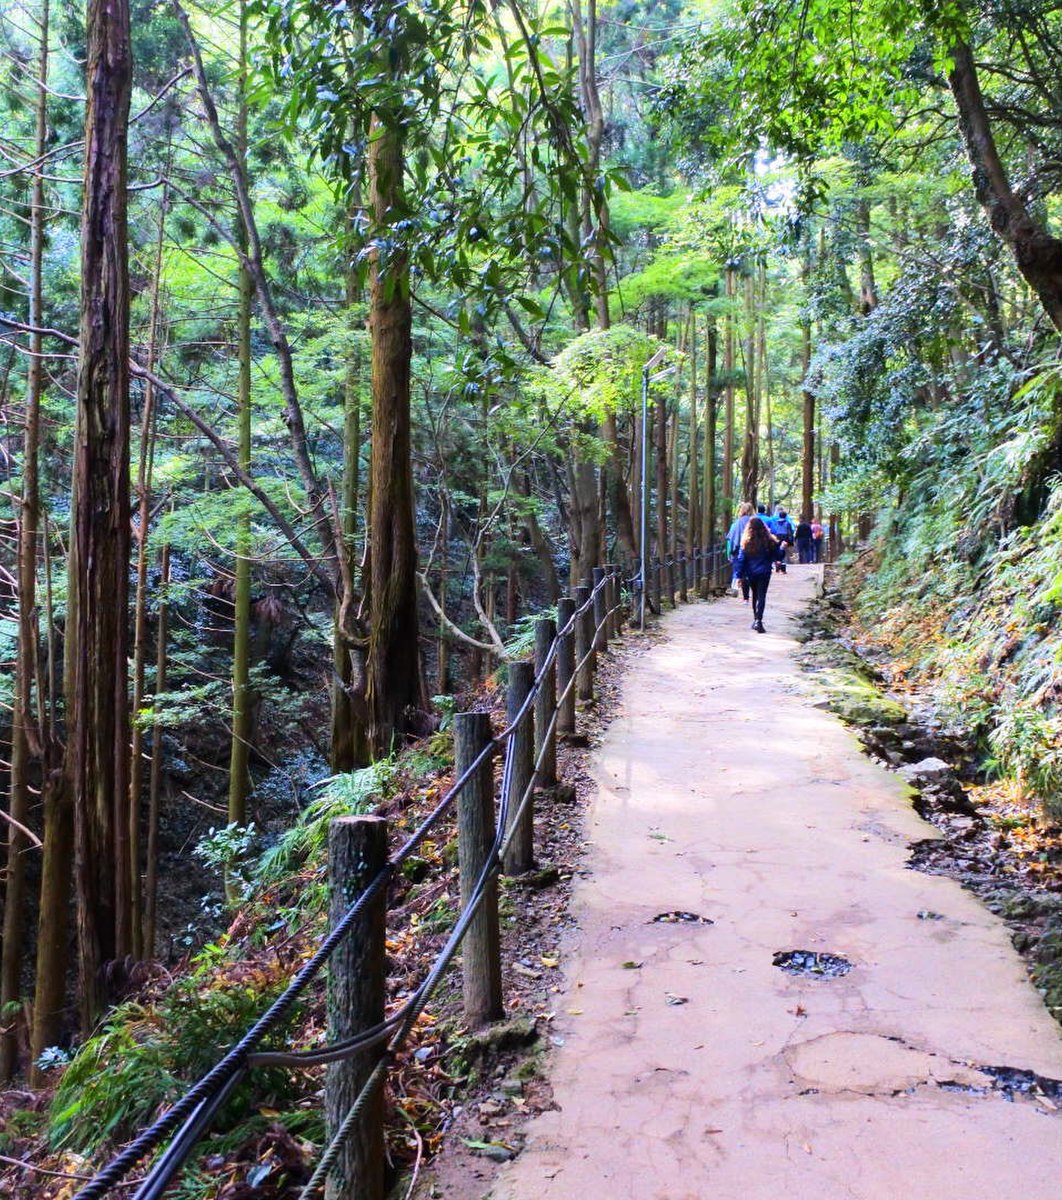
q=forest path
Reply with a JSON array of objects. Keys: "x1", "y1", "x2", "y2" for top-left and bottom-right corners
[{"x1": 489, "y1": 565, "x2": 1062, "y2": 1200}]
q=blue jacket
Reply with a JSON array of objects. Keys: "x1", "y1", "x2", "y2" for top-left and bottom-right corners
[
  {"x1": 735, "y1": 544, "x2": 775, "y2": 581},
  {"x1": 769, "y1": 514, "x2": 794, "y2": 542},
  {"x1": 726, "y1": 514, "x2": 752, "y2": 558}
]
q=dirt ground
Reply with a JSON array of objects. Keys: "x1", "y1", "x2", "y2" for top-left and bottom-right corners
[{"x1": 424, "y1": 565, "x2": 1062, "y2": 1200}]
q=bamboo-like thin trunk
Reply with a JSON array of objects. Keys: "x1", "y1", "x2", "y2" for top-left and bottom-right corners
[
  {"x1": 722, "y1": 268, "x2": 735, "y2": 525},
  {"x1": 655, "y1": 392, "x2": 668, "y2": 561},
  {"x1": 760, "y1": 288, "x2": 773, "y2": 510},
  {"x1": 228, "y1": 2, "x2": 253, "y2": 856},
  {"x1": 801, "y1": 316, "x2": 815, "y2": 522},
  {"x1": 331, "y1": 256, "x2": 369, "y2": 769},
  {"x1": 143, "y1": 534, "x2": 170, "y2": 959},
  {"x1": 436, "y1": 495, "x2": 451, "y2": 694},
  {"x1": 687, "y1": 313, "x2": 699, "y2": 556},
  {"x1": 740, "y1": 271, "x2": 758, "y2": 503},
  {"x1": 128, "y1": 171, "x2": 168, "y2": 959},
  {"x1": 2, "y1": 0, "x2": 49, "y2": 1080},
  {"x1": 703, "y1": 315, "x2": 719, "y2": 549}
]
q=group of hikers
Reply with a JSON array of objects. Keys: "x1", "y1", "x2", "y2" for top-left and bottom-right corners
[{"x1": 725, "y1": 502, "x2": 824, "y2": 633}]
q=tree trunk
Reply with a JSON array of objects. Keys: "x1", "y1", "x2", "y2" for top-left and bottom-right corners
[
  {"x1": 66, "y1": 0, "x2": 134, "y2": 1028},
  {"x1": 722, "y1": 267, "x2": 735, "y2": 526},
  {"x1": 801, "y1": 317, "x2": 815, "y2": 522},
  {"x1": 740, "y1": 272, "x2": 758, "y2": 503},
  {"x1": 687, "y1": 315, "x2": 699, "y2": 556},
  {"x1": 143, "y1": 534, "x2": 170, "y2": 959},
  {"x1": 518, "y1": 470, "x2": 560, "y2": 600},
  {"x1": 228, "y1": 5, "x2": 253, "y2": 848},
  {"x1": 702, "y1": 315, "x2": 719, "y2": 548},
  {"x1": 855, "y1": 194, "x2": 878, "y2": 314},
  {"x1": 948, "y1": 38, "x2": 1062, "y2": 333},
  {"x1": 759, "y1": 294, "x2": 773, "y2": 510},
  {"x1": 331, "y1": 261, "x2": 370, "y2": 769},
  {"x1": 655, "y1": 390, "x2": 668, "y2": 562},
  {"x1": 128, "y1": 170, "x2": 168, "y2": 960},
  {"x1": 1, "y1": 0, "x2": 49, "y2": 1079},
  {"x1": 668, "y1": 405, "x2": 679, "y2": 561},
  {"x1": 366, "y1": 111, "x2": 422, "y2": 757}
]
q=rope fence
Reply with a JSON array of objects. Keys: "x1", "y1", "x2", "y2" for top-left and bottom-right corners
[{"x1": 73, "y1": 549, "x2": 733, "y2": 1200}]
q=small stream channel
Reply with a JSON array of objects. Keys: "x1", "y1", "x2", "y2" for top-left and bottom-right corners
[{"x1": 796, "y1": 575, "x2": 1062, "y2": 1030}]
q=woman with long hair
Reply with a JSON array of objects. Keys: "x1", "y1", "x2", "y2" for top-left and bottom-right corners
[
  {"x1": 726, "y1": 500, "x2": 756, "y2": 598},
  {"x1": 735, "y1": 516, "x2": 778, "y2": 633}
]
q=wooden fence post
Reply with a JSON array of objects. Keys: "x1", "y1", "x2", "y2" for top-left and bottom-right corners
[
  {"x1": 592, "y1": 566, "x2": 607, "y2": 652},
  {"x1": 575, "y1": 584, "x2": 594, "y2": 703},
  {"x1": 326, "y1": 815, "x2": 388, "y2": 1200},
  {"x1": 603, "y1": 564, "x2": 615, "y2": 640},
  {"x1": 693, "y1": 547, "x2": 702, "y2": 594},
  {"x1": 455, "y1": 712, "x2": 503, "y2": 1026},
  {"x1": 534, "y1": 616, "x2": 558, "y2": 788},
  {"x1": 679, "y1": 552, "x2": 688, "y2": 603},
  {"x1": 556, "y1": 597, "x2": 576, "y2": 736},
  {"x1": 504, "y1": 661, "x2": 534, "y2": 875},
  {"x1": 666, "y1": 556, "x2": 677, "y2": 609},
  {"x1": 651, "y1": 555, "x2": 662, "y2": 616},
  {"x1": 608, "y1": 565, "x2": 623, "y2": 639}
]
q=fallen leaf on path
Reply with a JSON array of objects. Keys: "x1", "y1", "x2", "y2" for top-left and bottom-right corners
[
  {"x1": 622, "y1": 960, "x2": 643, "y2": 969},
  {"x1": 665, "y1": 992, "x2": 689, "y2": 1006}
]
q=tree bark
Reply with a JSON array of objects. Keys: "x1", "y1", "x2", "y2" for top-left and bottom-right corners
[
  {"x1": 366, "y1": 110, "x2": 422, "y2": 757},
  {"x1": 66, "y1": 0, "x2": 134, "y2": 1028},
  {"x1": 948, "y1": 38, "x2": 1062, "y2": 332}
]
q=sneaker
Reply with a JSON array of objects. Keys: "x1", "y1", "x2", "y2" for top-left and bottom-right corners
[
  {"x1": 750, "y1": 620, "x2": 758, "y2": 630},
  {"x1": 755, "y1": 621, "x2": 766, "y2": 633}
]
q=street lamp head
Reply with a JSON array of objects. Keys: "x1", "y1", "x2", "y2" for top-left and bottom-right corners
[{"x1": 648, "y1": 364, "x2": 677, "y2": 384}]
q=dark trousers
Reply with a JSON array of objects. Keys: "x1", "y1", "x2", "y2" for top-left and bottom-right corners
[
  {"x1": 796, "y1": 537, "x2": 813, "y2": 563},
  {"x1": 749, "y1": 573, "x2": 770, "y2": 622}
]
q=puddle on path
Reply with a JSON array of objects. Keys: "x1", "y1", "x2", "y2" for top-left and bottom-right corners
[
  {"x1": 650, "y1": 911, "x2": 714, "y2": 925},
  {"x1": 773, "y1": 949, "x2": 853, "y2": 978}
]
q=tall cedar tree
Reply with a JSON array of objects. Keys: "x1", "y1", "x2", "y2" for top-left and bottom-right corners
[{"x1": 66, "y1": 0, "x2": 134, "y2": 1026}]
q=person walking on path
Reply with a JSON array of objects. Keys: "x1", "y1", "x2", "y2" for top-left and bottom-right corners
[
  {"x1": 795, "y1": 515, "x2": 813, "y2": 563},
  {"x1": 811, "y1": 516, "x2": 825, "y2": 562},
  {"x1": 768, "y1": 508, "x2": 794, "y2": 573},
  {"x1": 726, "y1": 501, "x2": 755, "y2": 599},
  {"x1": 735, "y1": 515, "x2": 777, "y2": 632}
]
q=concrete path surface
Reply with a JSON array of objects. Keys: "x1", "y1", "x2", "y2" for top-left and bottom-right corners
[{"x1": 491, "y1": 565, "x2": 1062, "y2": 1200}]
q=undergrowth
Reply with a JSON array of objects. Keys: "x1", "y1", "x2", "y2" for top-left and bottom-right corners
[
  {"x1": 19, "y1": 730, "x2": 462, "y2": 1191},
  {"x1": 851, "y1": 382, "x2": 1062, "y2": 820}
]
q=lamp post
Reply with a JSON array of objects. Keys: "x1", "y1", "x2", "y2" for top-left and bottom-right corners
[{"x1": 640, "y1": 349, "x2": 676, "y2": 631}]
